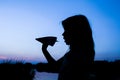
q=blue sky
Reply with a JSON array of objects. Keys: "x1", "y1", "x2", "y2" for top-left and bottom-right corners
[{"x1": 0, "y1": 0, "x2": 120, "y2": 63}]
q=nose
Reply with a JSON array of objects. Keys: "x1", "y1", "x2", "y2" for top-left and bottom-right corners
[
  {"x1": 62, "y1": 32, "x2": 65, "y2": 36},
  {"x1": 62, "y1": 33, "x2": 64, "y2": 36}
]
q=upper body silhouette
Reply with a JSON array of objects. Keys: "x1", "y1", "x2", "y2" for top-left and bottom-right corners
[{"x1": 41, "y1": 14, "x2": 95, "y2": 80}]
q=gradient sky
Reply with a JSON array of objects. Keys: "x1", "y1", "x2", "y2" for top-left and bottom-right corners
[{"x1": 0, "y1": 0, "x2": 120, "y2": 63}]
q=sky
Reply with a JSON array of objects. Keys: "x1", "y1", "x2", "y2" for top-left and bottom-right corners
[{"x1": 0, "y1": 0, "x2": 120, "y2": 63}]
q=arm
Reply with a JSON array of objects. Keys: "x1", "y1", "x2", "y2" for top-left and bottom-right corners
[
  {"x1": 41, "y1": 44, "x2": 64, "y2": 72},
  {"x1": 42, "y1": 44, "x2": 56, "y2": 64}
]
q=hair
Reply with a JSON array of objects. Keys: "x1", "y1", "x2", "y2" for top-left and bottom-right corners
[{"x1": 62, "y1": 14, "x2": 95, "y2": 62}]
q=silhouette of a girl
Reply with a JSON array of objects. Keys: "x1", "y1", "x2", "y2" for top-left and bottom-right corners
[{"x1": 41, "y1": 14, "x2": 95, "y2": 80}]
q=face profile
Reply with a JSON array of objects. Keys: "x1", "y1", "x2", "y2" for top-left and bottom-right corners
[{"x1": 62, "y1": 31, "x2": 72, "y2": 45}]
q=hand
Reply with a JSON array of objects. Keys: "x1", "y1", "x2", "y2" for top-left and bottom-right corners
[{"x1": 42, "y1": 43, "x2": 49, "y2": 50}]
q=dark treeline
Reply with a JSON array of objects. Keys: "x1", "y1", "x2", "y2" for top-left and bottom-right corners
[
  {"x1": 35, "y1": 60, "x2": 120, "y2": 80},
  {"x1": 0, "y1": 61, "x2": 35, "y2": 80},
  {"x1": 0, "y1": 60, "x2": 120, "y2": 80}
]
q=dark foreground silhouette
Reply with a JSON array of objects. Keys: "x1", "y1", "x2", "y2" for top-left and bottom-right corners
[
  {"x1": 37, "y1": 15, "x2": 95, "y2": 80},
  {"x1": 0, "y1": 61, "x2": 35, "y2": 80},
  {"x1": 0, "y1": 60, "x2": 120, "y2": 80},
  {"x1": 35, "y1": 60, "x2": 120, "y2": 80}
]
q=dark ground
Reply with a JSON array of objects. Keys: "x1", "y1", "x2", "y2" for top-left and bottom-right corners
[{"x1": 0, "y1": 60, "x2": 120, "y2": 80}]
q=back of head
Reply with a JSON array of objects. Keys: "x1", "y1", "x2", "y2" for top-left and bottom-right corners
[
  {"x1": 62, "y1": 14, "x2": 95, "y2": 61},
  {"x1": 62, "y1": 15, "x2": 91, "y2": 33},
  {"x1": 62, "y1": 14, "x2": 93, "y2": 46}
]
